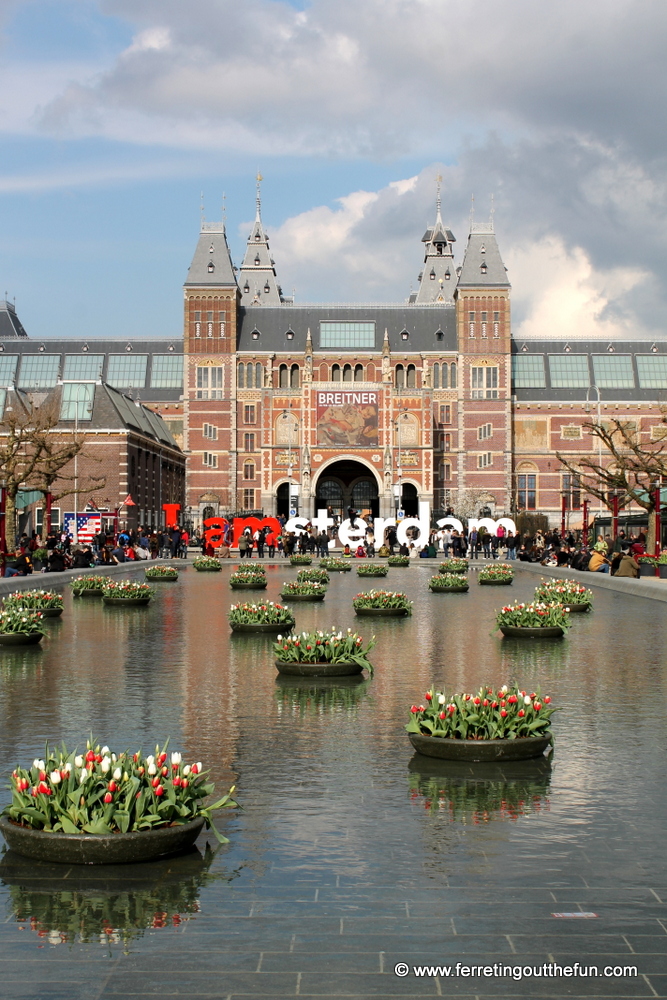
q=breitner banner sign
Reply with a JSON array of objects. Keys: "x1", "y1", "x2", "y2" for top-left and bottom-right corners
[{"x1": 316, "y1": 390, "x2": 380, "y2": 447}]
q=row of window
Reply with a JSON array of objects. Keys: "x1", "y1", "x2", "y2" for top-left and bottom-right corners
[
  {"x1": 0, "y1": 354, "x2": 183, "y2": 390},
  {"x1": 196, "y1": 366, "x2": 223, "y2": 399},
  {"x1": 432, "y1": 363, "x2": 457, "y2": 388},
  {"x1": 193, "y1": 312, "x2": 226, "y2": 339},
  {"x1": 512, "y1": 353, "x2": 667, "y2": 389},
  {"x1": 468, "y1": 311, "x2": 500, "y2": 338},
  {"x1": 238, "y1": 364, "x2": 300, "y2": 388}
]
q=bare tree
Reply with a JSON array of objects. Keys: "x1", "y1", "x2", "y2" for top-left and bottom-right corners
[
  {"x1": 453, "y1": 488, "x2": 497, "y2": 521},
  {"x1": 557, "y1": 416, "x2": 667, "y2": 550},
  {"x1": 0, "y1": 393, "x2": 105, "y2": 549}
]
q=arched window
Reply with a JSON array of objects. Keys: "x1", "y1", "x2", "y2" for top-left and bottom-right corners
[
  {"x1": 243, "y1": 462, "x2": 255, "y2": 481},
  {"x1": 366, "y1": 362, "x2": 376, "y2": 381},
  {"x1": 343, "y1": 364, "x2": 353, "y2": 382},
  {"x1": 442, "y1": 364, "x2": 449, "y2": 389},
  {"x1": 237, "y1": 365, "x2": 245, "y2": 388},
  {"x1": 332, "y1": 364, "x2": 341, "y2": 382},
  {"x1": 432, "y1": 363, "x2": 440, "y2": 389},
  {"x1": 290, "y1": 364, "x2": 300, "y2": 388},
  {"x1": 255, "y1": 363, "x2": 263, "y2": 389},
  {"x1": 395, "y1": 364, "x2": 405, "y2": 389},
  {"x1": 406, "y1": 364, "x2": 416, "y2": 389},
  {"x1": 246, "y1": 363, "x2": 254, "y2": 389},
  {"x1": 354, "y1": 364, "x2": 364, "y2": 382},
  {"x1": 279, "y1": 364, "x2": 289, "y2": 388},
  {"x1": 450, "y1": 363, "x2": 457, "y2": 389}
]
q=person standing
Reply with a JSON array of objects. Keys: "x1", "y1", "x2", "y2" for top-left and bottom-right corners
[
  {"x1": 238, "y1": 533, "x2": 249, "y2": 559},
  {"x1": 265, "y1": 529, "x2": 276, "y2": 559},
  {"x1": 256, "y1": 528, "x2": 266, "y2": 559}
]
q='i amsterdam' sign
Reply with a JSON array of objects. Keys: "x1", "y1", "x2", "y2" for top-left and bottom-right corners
[{"x1": 316, "y1": 390, "x2": 380, "y2": 448}]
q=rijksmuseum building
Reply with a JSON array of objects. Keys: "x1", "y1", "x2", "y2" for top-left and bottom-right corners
[{"x1": 2, "y1": 185, "x2": 667, "y2": 530}]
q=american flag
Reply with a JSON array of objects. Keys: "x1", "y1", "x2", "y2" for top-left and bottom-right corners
[{"x1": 63, "y1": 513, "x2": 101, "y2": 542}]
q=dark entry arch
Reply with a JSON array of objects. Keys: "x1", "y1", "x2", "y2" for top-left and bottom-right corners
[{"x1": 314, "y1": 460, "x2": 380, "y2": 519}]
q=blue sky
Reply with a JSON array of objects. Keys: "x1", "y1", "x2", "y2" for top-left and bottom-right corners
[{"x1": 0, "y1": 0, "x2": 665, "y2": 341}]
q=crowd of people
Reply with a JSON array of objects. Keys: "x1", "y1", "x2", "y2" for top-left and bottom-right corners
[{"x1": 3, "y1": 525, "x2": 190, "y2": 577}]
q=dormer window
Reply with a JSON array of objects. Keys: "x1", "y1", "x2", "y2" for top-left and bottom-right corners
[
  {"x1": 285, "y1": 329, "x2": 295, "y2": 340},
  {"x1": 435, "y1": 329, "x2": 444, "y2": 341},
  {"x1": 444, "y1": 269, "x2": 451, "y2": 280},
  {"x1": 255, "y1": 233, "x2": 261, "y2": 241},
  {"x1": 254, "y1": 255, "x2": 260, "y2": 265},
  {"x1": 209, "y1": 244, "x2": 215, "y2": 253},
  {"x1": 243, "y1": 282, "x2": 250, "y2": 293},
  {"x1": 480, "y1": 244, "x2": 486, "y2": 253},
  {"x1": 252, "y1": 329, "x2": 260, "y2": 341},
  {"x1": 436, "y1": 243, "x2": 443, "y2": 255},
  {"x1": 207, "y1": 261, "x2": 215, "y2": 273},
  {"x1": 264, "y1": 282, "x2": 270, "y2": 293},
  {"x1": 429, "y1": 269, "x2": 436, "y2": 280},
  {"x1": 480, "y1": 262, "x2": 488, "y2": 275},
  {"x1": 400, "y1": 329, "x2": 409, "y2": 341}
]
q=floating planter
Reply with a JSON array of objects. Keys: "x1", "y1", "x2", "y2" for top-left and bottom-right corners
[
  {"x1": 439, "y1": 558, "x2": 468, "y2": 574},
  {"x1": 192, "y1": 557, "x2": 221, "y2": 572},
  {"x1": 352, "y1": 589, "x2": 412, "y2": 617},
  {"x1": 273, "y1": 628, "x2": 376, "y2": 677},
  {"x1": 289, "y1": 555, "x2": 312, "y2": 566},
  {"x1": 3, "y1": 590, "x2": 64, "y2": 618},
  {"x1": 228, "y1": 601, "x2": 295, "y2": 633},
  {"x1": 102, "y1": 581, "x2": 153, "y2": 606},
  {"x1": 70, "y1": 575, "x2": 111, "y2": 598},
  {"x1": 0, "y1": 608, "x2": 46, "y2": 646},
  {"x1": 319, "y1": 557, "x2": 351, "y2": 572},
  {"x1": 478, "y1": 564, "x2": 514, "y2": 586},
  {"x1": 429, "y1": 573, "x2": 469, "y2": 593},
  {"x1": 279, "y1": 581, "x2": 326, "y2": 602},
  {"x1": 495, "y1": 601, "x2": 570, "y2": 638},
  {"x1": 297, "y1": 568, "x2": 329, "y2": 585},
  {"x1": 406, "y1": 684, "x2": 557, "y2": 761},
  {"x1": 0, "y1": 739, "x2": 237, "y2": 863},
  {"x1": 145, "y1": 566, "x2": 179, "y2": 581},
  {"x1": 533, "y1": 578, "x2": 593, "y2": 612},
  {"x1": 229, "y1": 570, "x2": 268, "y2": 590},
  {"x1": 387, "y1": 555, "x2": 410, "y2": 567},
  {"x1": 357, "y1": 564, "x2": 388, "y2": 577},
  {"x1": 234, "y1": 564, "x2": 265, "y2": 574}
]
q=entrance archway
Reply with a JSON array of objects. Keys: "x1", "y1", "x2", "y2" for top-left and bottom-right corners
[
  {"x1": 399, "y1": 483, "x2": 419, "y2": 517},
  {"x1": 314, "y1": 459, "x2": 380, "y2": 519}
]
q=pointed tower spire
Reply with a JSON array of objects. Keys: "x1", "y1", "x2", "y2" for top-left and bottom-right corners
[
  {"x1": 238, "y1": 174, "x2": 283, "y2": 307},
  {"x1": 412, "y1": 175, "x2": 456, "y2": 305}
]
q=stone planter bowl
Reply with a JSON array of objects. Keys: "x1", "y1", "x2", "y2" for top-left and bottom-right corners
[
  {"x1": 39, "y1": 608, "x2": 63, "y2": 618},
  {"x1": 102, "y1": 597, "x2": 152, "y2": 606},
  {"x1": 408, "y1": 731, "x2": 552, "y2": 762},
  {"x1": 429, "y1": 583, "x2": 469, "y2": 593},
  {"x1": 354, "y1": 606, "x2": 410, "y2": 617},
  {"x1": 230, "y1": 580, "x2": 268, "y2": 589},
  {"x1": 72, "y1": 589, "x2": 103, "y2": 598},
  {"x1": 0, "y1": 814, "x2": 205, "y2": 865},
  {"x1": 562, "y1": 602, "x2": 591, "y2": 613},
  {"x1": 274, "y1": 659, "x2": 364, "y2": 677},
  {"x1": 145, "y1": 575, "x2": 178, "y2": 582},
  {"x1": 280, "y1": 593, "x2": 325, "y2": 602},
  {"x1": 479, "y1": 578, "x2": 513, "y2": 586},
  {"x1": 0, "y1": 632, "x2": 43, "y2": 646},
  {"x1": 323, "y1": 565, "x2": 351, "y2": 572},
  {"x1": 194, "y1": 566, "x2": 221, "y2": 572},
  {"x1": 499, "y1": 625, "x2": 565, "y2": 639},
  {"x1": 230, "y1": 621, "x2": 294, "y2": 633}
]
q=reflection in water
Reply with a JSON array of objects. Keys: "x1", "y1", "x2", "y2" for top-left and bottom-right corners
[
  {"x1": 0, "y1": 846, "x2": 238, "y2": 950},
  {"x1": 275, "y1": 676, "x2": 371, "y2": 718},
  {"x1": 408, "y1": 754, "x2": 552, "y2": 825}
]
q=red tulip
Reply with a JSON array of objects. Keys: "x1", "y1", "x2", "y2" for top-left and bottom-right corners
[
  {"x1": 104, "y1": 792, "x2": 113, "y2": 804},
  {"x1": 425, "y1": 692, "x2": 432, "y2": 701},
  {"x1": 500, "y1": 709, "x2": 508, "y2": 718},
  {"x1": 544, "y1": 696, "x2": 551, "y2": 704},
  {"x1": 155, "y1": 785, "x2": 164, "y2": 797},
  {"x1": 162, "y1": 767, "x2": 168, "y2": 776},
  {"x1": 518, "y1": 709, "x2": 525, "y2": 717},
  {"x1": 108, "y1": 781, "x2": 117, "y2": 792},
  {"x1": 151, "y1": 777, "x2": 160, "y2": 788},
  {"x1": 491, "y1": 701, "x2": 498, "y2": 709},
  {"x1": 190, "y1": 764, "x2": 199, "y2": 775},
  {"x1": 473, "y1": 697, "x2": 481, "y2": 705},
  {"x1": 181, "y1": 779, "x2": 189, "y2": 788},
  {"x1": 410, "y1": 705, "x2": 419, "y2": 713},
  {"x1": 483, "y1": 699, "x2": 489, "y2": 707},
  {"x1": 508, "y1": 695, "x2": 518, "y2": 704},
  {"x1": 534, "y1": 703, "x2": 541, "y2": 711},
  {"x1": 85, "y1": 750, "x2": 95, "y2": 762},
  {"x1": 173, "y1": 776, "x2": 182, "y2": 787},
  {"x1": 439, "y1": 711, "x2": 446, "y2": 720},
  {"x1": 138, "y1": 766, "x2": 145, "y2": 775}
]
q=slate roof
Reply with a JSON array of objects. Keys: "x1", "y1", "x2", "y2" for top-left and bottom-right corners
[
  {"x1": 457, "y1": 225, "x2": 510, "y2": 288},
  {"x1": 0, "y1": 301, "x2": 28, "y2": 338},
  {"x1": 184, "y1": 222, "x2": 237, "y2": 287},
  {"x1": 237, "y1": 305, "x2": 457, "y2": 354},
  {"x1": 57, "y1": 382, "x2": 180, "y2": 448}
]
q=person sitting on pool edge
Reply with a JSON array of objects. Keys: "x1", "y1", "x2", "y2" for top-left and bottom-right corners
[{"x1": 588, "y1": 543, "x2": 611, "y2": 573}]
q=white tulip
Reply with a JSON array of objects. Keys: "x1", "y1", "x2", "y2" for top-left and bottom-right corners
[
  {"x1": 171, "y1": 752, "x2": 182, "y2": 766},
  {"x1": 146, "y1": 755, "x2": 155, "y2": 765},
  {"x1": 101, "y1": 746, "x2": 110, "y2": 755},
  {"x1": 74, "y1": 755, "x2": 83, "y2": 767},
  {"x1": 196, "y1": 762, "x2": 202, "y2": 772},
  {"x1": 79, "y1": 769, "x2": 88, "y2": 783},
  {"x1": 101, "y1": 757, "x2": 111, "y2": 773},
  {"x1": 113, "y1": 767, "x2": 122, "y2": 780},
  {"x1": 438, "y1": 695, "x2": 446, "y2": 705},
  {"x1": 62, "y1": 761, "x2": 72, "y2": 773},
  {"x1": 147, "y1": 763, "x2": 157, "y2": 776},
  {"x1": 33, "y1": 759, "x2": 45, "y2": 771},
  {"x1": 50, "y1": 770, "x2": 61, "y2": 784},
  {"x1": 183, "y1": 765, "x2": 191, "y2": 775},
  {"x1": 524, "y1": 695, "x2": 532, "y2": 705}
]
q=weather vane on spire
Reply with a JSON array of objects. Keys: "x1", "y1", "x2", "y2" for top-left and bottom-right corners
[{"x1": 256, "y1": 172, "x2": 263, "y2": 219}]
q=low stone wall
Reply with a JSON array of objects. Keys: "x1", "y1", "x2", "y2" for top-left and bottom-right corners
[
  {"x1": 0, "y1": 559, "x2": 174, "y2": 597},
  {"x1": 512, "y1": 560, "x2": 667, "y2": 604}
]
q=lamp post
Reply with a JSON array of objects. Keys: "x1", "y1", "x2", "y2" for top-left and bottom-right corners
[
  {"x1": 394, "y1": 408, "x2": 409, "y2": 517},
  {"x1": 282, "y1": 406, "x2": 294, "y2": 517},
  {"x1": 585, "y1": 385, "x2": 602, "y2": 517},
  {"x1": 71, "y1": 383, "x2": 90, "y2": 544},
  {"x1": 582, "y1": 497, "x2": 589, "y2": 545}
]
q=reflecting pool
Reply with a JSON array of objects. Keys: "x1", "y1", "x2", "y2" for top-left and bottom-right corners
[{"x1": 0, "y1": 563, "x2": 665, "y2": 999}]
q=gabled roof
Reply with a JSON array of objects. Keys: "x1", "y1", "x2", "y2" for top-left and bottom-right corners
[{"x1": 184, "y1": 222, "x2": 237, "y2": 287}]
